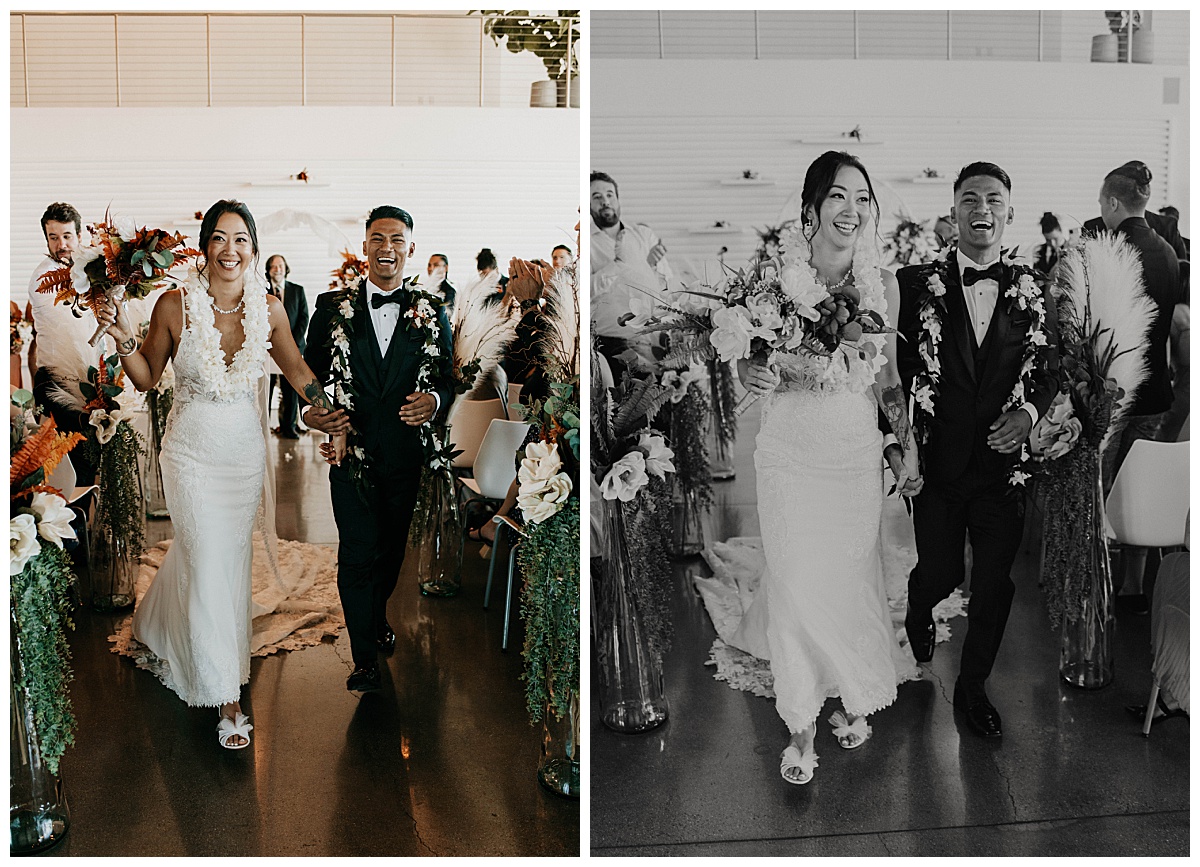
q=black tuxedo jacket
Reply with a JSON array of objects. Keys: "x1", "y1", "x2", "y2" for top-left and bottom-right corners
[
  {"x1": 896, "y1": 255, "x2": 1059, "y2": 485},
  {"x1": 281, "y1": 280, "x2": 309, "y2": 354},
  {"x1": 1084, "y1": 212, "x2": 1188, "y2": 264},
  {"x1": 1113, "y1": 217, "x2": 1182, "y2": 417},
  {"x1": 304, "y1": 278, "x2": 454, "y2": 476}
]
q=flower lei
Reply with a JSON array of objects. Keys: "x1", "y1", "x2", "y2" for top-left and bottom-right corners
[
  {"x1": 325, "y1": 276, "x2": 449, "y2": 499},
  {"x1": 911, "y1": 246, "x2": 1051, "y2": 488},
  {"x1": 185, "y1": 266, "x2": 270, "y2": 402}
]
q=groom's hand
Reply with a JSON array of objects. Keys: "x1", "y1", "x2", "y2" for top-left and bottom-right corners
[
  {"x1": 304, "y1": 406, "x2": 351, "y2": 435},
  {"x1": 987, "y1": 410, "x2": 1032, "y2": 454},
  {"x1": 400, "y1": 392, "x2": 436, "y2": 426}
]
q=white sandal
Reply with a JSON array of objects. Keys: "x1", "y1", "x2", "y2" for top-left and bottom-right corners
[
  {"x1": 779, "y1": 740, "x2": 818, "y2": 785},
  {"x1": 828, "y1": 710, "x2": 872, "y2": 750},
  {"x1": 217, "y1": 711, "x2": 253, "y2": 750}
]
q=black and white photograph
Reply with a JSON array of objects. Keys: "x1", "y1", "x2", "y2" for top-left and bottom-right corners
[
  {"x1": 590, "y1": 9, "x2": 1188, "y2": 857},
  {"x1": 11, "y1": 9, "x2": 580, "y2": 856}
]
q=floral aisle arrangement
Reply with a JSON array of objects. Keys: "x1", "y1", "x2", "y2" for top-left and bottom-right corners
[
  {"x1": 63, "y1": 354, "x2": 146, "y2": 610},
  {"x1": 882, "y1": 216, "x2": 940, "y2": 267},
  {"x1": 655, "y1": 366, "x2": 714, "y2": 557},
  {"x1": 591, "y1": 351, "x2": 676, "y2": 734},
  {"x1": 141, "y1": 320, "x2": 173, "y2": 519},
  {"x1": 1037, "y1": 238, "x2": 1152, "y2": 675},
  {"x1": 512, "y1": 259, "x2": 581, "y2": 796},
  {"x1": 36, "y1": 214, "x2": 200, "y2": 347},
  {"x1": 10, "y1": 389, "x2": 85, "y2": 853},
  {"x1": 909, "y1": 245, "x2": 1056, "y2": 490},
  {"x1": 1031, "y1": 233, "x2": 1154, "y2": 688}
]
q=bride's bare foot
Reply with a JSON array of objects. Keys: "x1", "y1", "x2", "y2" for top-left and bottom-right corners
[
  {"x1": 218, "y1": 702, "x2": 249, "y2": 748},
  {"x1": 780, "y1": 723, "x2": 818, "y2": 785}
]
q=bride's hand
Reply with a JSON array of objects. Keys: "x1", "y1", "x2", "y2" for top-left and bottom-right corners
[
  {"x1": 886, "y1": 443, "x2": 924, "y2": 497},
  {"x1": 319, "y1": 434, "x2": 348, "y2": 466},
  {"x1": 739, "y1": 359, "x2": 780, "y2": 397},
  {"x1": 94, "y1": 295, "x2": 135, "y2": 343}
]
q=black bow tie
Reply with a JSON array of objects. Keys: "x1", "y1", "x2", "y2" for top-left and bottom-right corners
[
  {"x1": 962, "y1": 262, "x2": 1005, "y2": 286},
  {"x1": 370, "y1": 289, "x2": 409, "y2": 309}
]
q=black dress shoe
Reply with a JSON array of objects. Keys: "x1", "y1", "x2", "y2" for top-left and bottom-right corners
[
  {"x1": 346, "y1": 663, "x2": 381, "y2": 692},
  {"x1": 953, "y1": 679, "x2": 1002, "y2": 738},
  {"x1": 905, "y1": 608, "x2": 935, "y2": 663},
  {"x1": 377, "y1": 623, "x2": 396, "y2": 656}
]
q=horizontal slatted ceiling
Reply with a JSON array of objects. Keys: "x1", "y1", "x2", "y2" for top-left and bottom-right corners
[
  {"x1": 11, "y1": 13, "x2": 574, "y2": 108},
  {"x1": 757, "y1": 11, "x2": 856, "y2": 60},
  {"x1": 25, "y1": 14, "x2": 117, "y2": 106},
  {"x1": 592, "y1": 114, "x2": 1170, "y2": 275},
  {"x1": 117, "y1": 15, "x2": 209, "y2": 107},
  {"x1": 14, "y1": 153, "x2": 578, "y2": 315},
  {"x1": 591, "y1": 10, "x2": 1187, "y2": 65},
  {"x1": 305, "y1": 16, "x2": 392, "y2": 106},
  {"x1": 210, "y1": 15, "x2": 304, "y2": 106},
  {"x1": 11, "y1": 16, "x2": 25, "y2": 106}
]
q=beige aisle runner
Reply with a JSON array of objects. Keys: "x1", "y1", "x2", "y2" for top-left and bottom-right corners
[{"x1": 109, "y1": 532, "x2": 344, "y2": 661}]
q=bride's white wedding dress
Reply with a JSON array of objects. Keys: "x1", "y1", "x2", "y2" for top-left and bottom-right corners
[
  {"x1": 132, "y1": 279, "x2": 270, "y2": 707},
  {"x1": 696, "y1": 260, "x2": 925, "y2": 736}
]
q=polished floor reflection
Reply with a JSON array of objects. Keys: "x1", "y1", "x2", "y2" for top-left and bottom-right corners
[
  {"x1": 591, "y1": 403, "x2": 1188, "y2": 856},
  {"x1": 52, "y1": 432, "x2": 578, "y2": 857}
]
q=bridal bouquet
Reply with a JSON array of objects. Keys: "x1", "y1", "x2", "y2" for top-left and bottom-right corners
[
  {"x1": 37, "y1": 214, "x2": 200, "y2": 346},
  {"x1": 10, "y1": 389, "x2": 85, "y2": 774},
  {"x1": 1037, "y1": 233, "x2": 1155, "y2": 629}
]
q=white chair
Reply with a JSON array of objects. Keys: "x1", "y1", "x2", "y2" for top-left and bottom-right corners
[
  {"x1": 1177, "y1": 415, "x2": 1189, "y2": 442},
  {"x1": 447, "y1": 398, "x2": 507, "y2": 470},
  {"x1": 1105, "y1": 439, "x2": 1189, "y2": 548},
  {"x1": 1139, "y1": 513, "x2": 1189, "y2": 736}
]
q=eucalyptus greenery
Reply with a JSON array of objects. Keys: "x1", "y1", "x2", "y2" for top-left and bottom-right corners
[
  {"x1": 518, "y1": 498, "x2": 580, "y2": 722},
  {"x1": 11, "y1": 543, "x2": 76, "y2": 776}
]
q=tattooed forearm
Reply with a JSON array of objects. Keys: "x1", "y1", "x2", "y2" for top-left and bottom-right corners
[
  {"x1": 117, "y1": 336, "x2": 137, "y2": 356},
  {"x1": 878, "y1": 384, "x2": 914, "y2": 452},
  {"x1": 301, "y1": 379, "x2": 335, "y2": 411}
]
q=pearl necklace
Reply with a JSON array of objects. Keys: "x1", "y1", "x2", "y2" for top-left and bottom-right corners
[
  {"x1": 210, "y1": 294, "x2": 245, "y2": 315},
  {"x1": 821, "y1": 268, "x2": 853, "y2": 293}
]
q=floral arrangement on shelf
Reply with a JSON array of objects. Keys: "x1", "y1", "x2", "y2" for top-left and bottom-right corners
[
  {"x1": 1033, "y1": 233, "x2": 1155, "y2": 627},
  {"x1": 922, "y1": 168, "x2": 942, "y2": 179},
  {"x1": 10, "y1": 389, "x2": 85, "y2": 775},
  {"x1": 591, "y1": 353, "x2": 676, "y2": 661},
  {"x1": 742, "y1": 170, "x2": 759, "y2": 180},
  {"x1": 36, "y1": 214, "x2": 200, "y2": 347},
  {"x1": 517, "y1": 258, "x2": 581, "y2": 724},
  {"x1": 843, "y1": 124, "x2": 864, "y2": 141},
  {"x1": 882, "y1": 216, "x2": 939, "y2": 267}
]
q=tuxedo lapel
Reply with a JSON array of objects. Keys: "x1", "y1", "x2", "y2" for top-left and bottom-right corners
[
  {"x1": 352, "y1": 281, "x2": 385, "y2": 394},
  {"x1": 943, "y1": 261, "x2": 978, "y2": 384},
  {"x1": 977, "y1": 267, "x2": 1015, "y2": 392}
]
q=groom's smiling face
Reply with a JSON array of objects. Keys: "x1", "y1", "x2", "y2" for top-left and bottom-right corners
[
  {"x1": 364, "y1": 218, "x2": 414, "y2": 288},
  {"x1": 951, "y1": 175, "x2": 1013, "y2": 255}
]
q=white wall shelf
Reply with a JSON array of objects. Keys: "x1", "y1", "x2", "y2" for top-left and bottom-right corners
[
  {"x1": 719, "y1": 178, "x2": 776, "y2": 186},
  {"x1": 247, "y1": 181, "x2": 332, "y2": 188},
  {"x1": 689, "y1": 225, "x2": 742, "y2": 234},
  {"x1": 798, "y1": 137, "x2": 883, "y2": 146}
]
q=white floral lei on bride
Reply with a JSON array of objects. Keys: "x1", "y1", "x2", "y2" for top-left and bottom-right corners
[
  {"x1": 184, "y1": 265, "x2": 269, "y2": 401},
  {"x1": 775, "y1": 222, "x2": 890, "y2": 395},
  {"x1": 910, "y1": 245, "x2": 1052, "y2": 488}
]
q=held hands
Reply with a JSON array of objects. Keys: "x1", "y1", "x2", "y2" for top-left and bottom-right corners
[
  {"x1": 885, "y1": 444, "x2": 924, "y2": 498},
  {"x1": 987, "y1": 410, "x2": 1032, "y2": 454},
  {"x1": 319, "y1": 434, "x2": 348, "y2": 466},
  {"x1": 303, "y1": 405, "x2": 351, "y2": 436},
  {"x1": 399, "y1": 392, "x2": 436, "y2": 427},
  {"x1": 740, "y1": 360, "x2": 780, "y2": 397}
]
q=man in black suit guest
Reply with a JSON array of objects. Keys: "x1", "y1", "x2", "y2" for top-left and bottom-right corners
[
  {"x1": 890, "y1": 162, "x2": 1059, "y2": 739},
  {"x1": 1096, "y1": 161, "x2": 1185, "y2": 614},
  {"x1": 267, "y1": 254, "x2": 309, "y2": 438},
  {"x1": 302, "y1": 206, "x2": 453, "y2": 692}
]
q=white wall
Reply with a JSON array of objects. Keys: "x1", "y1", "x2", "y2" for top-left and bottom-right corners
[
  {"x1": 592, "y1": 58, "x2": 1189, "y2": 273},
  {"x1": 13, "y1": 106, "x2": 580, "y2": 309}
]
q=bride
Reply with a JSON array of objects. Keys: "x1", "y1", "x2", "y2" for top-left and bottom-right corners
[
  {"x1": 98, "y1": 200, "x2": 343, "y2": 749},
  {"x1": 725, "y1": 151, "x2": 922, "y2": 784}
]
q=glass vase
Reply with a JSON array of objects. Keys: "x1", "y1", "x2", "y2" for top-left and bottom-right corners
[
  {"x1": 707, "y1": 358, "x2": 737, "y2": 481},
  {"x1": 1059, "y1": 449, "x2": 1115, "y2": 689},
  {"x1": 416, "y1": 470, "x2": 464, "y2": 598},
  {"x1": 594, "y1": 500, "x2": 669, "y2": 733},
  {"x1": 143, "y1": 389, "x2": 170, "y2": 519},
  {"x1": 537, "y1": 685, "x2": 580, "y2": 798},
  {"x1": 669, "y1": 490, "x2": 705, "y2": 559},
  {"x1": 10, "y1": 608, "x2": 69, "y2": 854}
]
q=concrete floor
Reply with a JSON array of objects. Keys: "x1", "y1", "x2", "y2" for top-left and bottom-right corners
[
  {"x1": 45, "y1": 431, "x2": 578, "y2": 857},
  {"x1": 590, "y1": 403, "x2": 1189, "y2": 857}
]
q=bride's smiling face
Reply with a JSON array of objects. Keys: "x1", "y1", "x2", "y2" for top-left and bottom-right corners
[
  {"x1": 807, "y1": 166, "x2": 873, "y2": 251},
  {"x1": 206, "y1": 212, "x2": 255, "y2": 284}
]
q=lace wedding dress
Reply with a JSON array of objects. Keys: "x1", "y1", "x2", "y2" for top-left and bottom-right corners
[
  {"x1": 131, "y1": 277, "x2": 271, "y2": 707},
  {"x1": 696, "y1": 254, "x2": 926, "y2": 736}
]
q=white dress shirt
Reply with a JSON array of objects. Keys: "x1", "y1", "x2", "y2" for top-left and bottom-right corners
[
  {"x1": 364, "y1": 277, "x2": 440, "y2": 412},
  {"x1": 956, "y1": 249, "x2": 1038, "y2": 427},
  {"x1": 27, "y1": 255, "x2": 114, "y2": 361}
]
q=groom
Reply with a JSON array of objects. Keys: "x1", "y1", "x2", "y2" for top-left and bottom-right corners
[
  {"x1": 890, "y1": 163, "x2": 1058, "y2": 738},
  {"x1": 303, "y1": 205, "x2": 453, "y2": 693}
]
